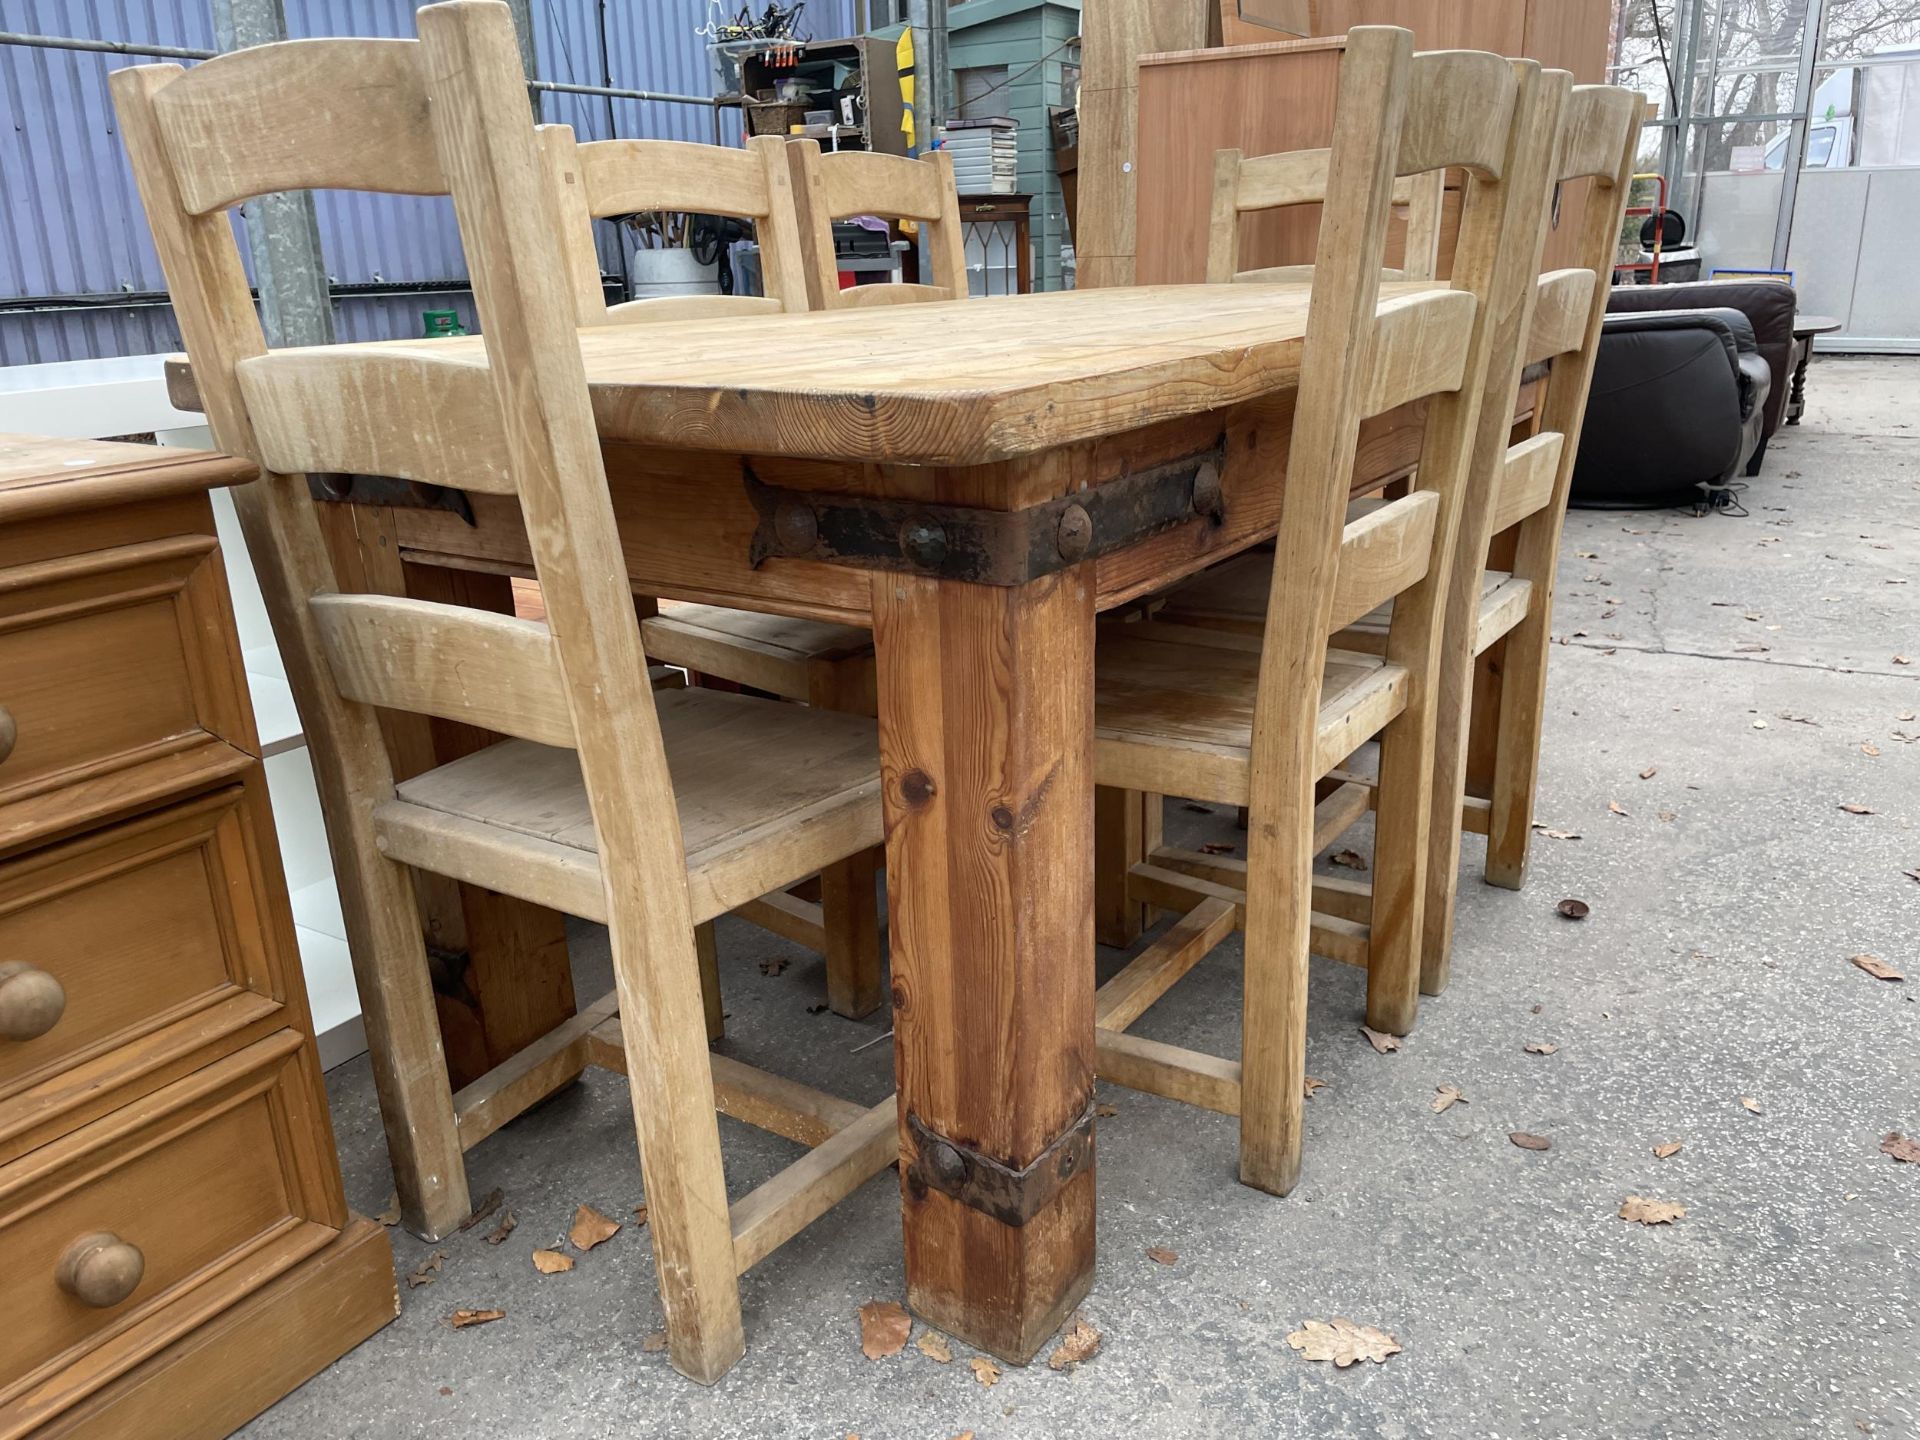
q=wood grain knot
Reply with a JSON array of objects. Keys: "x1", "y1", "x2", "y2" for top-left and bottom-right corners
[{"x1": 899, "y1": 769, "x2": 936, "y2": 808}]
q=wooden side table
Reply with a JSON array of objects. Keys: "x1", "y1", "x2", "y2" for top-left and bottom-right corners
[
  {"x1": 958, "y1": 193, "x2": 1033, "y2": 294},
  {"x1": 1787, "y1": 314, "x2": 1842, "y2": 424},
  {"x1": 0, "y1": 433, "x2": 394, "y2": 1439}
]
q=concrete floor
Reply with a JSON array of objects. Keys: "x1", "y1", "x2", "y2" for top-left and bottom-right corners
[{"x1": 241, "y1": 356, "x2": 1918, "y2": 1440}]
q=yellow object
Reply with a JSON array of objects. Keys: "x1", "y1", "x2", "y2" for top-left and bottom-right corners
[{"x1": 896, "y1": 28, "x2": 916, "y2": 149}]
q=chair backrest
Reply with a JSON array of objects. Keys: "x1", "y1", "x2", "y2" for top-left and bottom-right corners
[
  {"x1": 1206, "y1": 149, "x2": 1447, "y2": 284},
  {"x1": 111, "y1": 2, "x2": 701, "y2": 930},
  {"x1": 539, "y1": 126, "x2": 812, "y2": 322},
  {"x1": 787, "y1": 141, "x2": 968, "y2": 310}
]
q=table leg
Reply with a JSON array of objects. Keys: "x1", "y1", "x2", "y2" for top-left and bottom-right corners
[
  {"x1": 873, "y1": 564, "x2": 1097, "y2": 1365},
  {"x1": 1787, "y1": 344, "x2": 1813, "y2": 424}
]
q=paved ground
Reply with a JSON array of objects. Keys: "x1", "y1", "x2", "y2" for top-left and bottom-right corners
[{"x1": 242, "y1": 356, "x2": 1918, "y2": 1439}]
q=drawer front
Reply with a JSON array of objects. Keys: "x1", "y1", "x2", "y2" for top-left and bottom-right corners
[
  {"x1": 0, "y1": 783, "x2": 298, "y2": 1158},
  {"x1": 0, "y1": 1032, "x2": 342, "y2": 1436},
  {"x1": 0, "y1": 534, "x2": 254, "y2": 846}
]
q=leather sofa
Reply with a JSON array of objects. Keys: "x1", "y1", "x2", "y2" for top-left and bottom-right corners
[{"x1": 1572, "y1": 281, "x2": 1793, "y2": 509}]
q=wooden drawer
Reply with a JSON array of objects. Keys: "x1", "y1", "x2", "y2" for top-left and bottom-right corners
[
  {"x1": 0, "y1": 530, "x2": 255, "y2": 854},
  {"x1": 0, "y1": 782, "x2": 303, "y2": 1163},
  {"x1": 0, "y1": 1031, "x2": 343, "y2": 1438}
]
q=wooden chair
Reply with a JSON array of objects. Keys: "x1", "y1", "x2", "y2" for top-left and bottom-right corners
[
  {"x1": 112, "y1": 0, "x2": 894, "y2": 1384},
  {"x1": 1087, "y1": 31, "x2": 1567, "y2": 1197},
  {"x1": 1155, "y1": 86, "x2": 1643, "y2": 993},
  {"x1": 1206, "y1": 152, "x2": 1446, "y2": 284},
  {"x1": 537, "y1": 124, "x2": 885, "y2": 1021},
  {"x1": 787, "y1": 140, "x2": 969, "y2": 309}
]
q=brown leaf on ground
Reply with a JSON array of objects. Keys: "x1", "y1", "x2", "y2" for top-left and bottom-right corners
[
  {"x1": 632, "y1": 1204, "x2": 649, "y2": 1226},
  {"x1": 642, "y1": 1331, "x2": 667, "y2": 1354},
  {"x1": 1146, "y1": 1245, "x2": 1179, "y2": 1266},
  {"x1": 1639, "y1": 766, "x2": 1658, "y2": 780},
  {"x1": 484, "y1": 1209, "x2": 518, "y2": 1246},
  {"x1": 1608, "y1": 800, "x2": 1629, "y2": 816},
  {"x1": 1199, "y1": 841, "x2": 1237, "y2": 855},
  {"x1": 1285, "y1": 1317, "x2": 1402, "y2": 1368},
  {"x1": 1619, "y1": 1196, "x2": 1686, "y2": 1225},
  {"x1": 375, "y1": 1193, "x2": 402, "y2": 1227},
  {"x1": 1740, "y1": 1096, "x2": 1762, "y2": 1115},
  {"x1": 1330, "y1": 849, "x2": 1369, "y2": 871},
  {"x1": 1524, "y1": 1041, "x2": 1559, "y2": 1056},
  {"x1": 1048, "y1": 1318, "x2": 1103, "y2": 1371},
  {"x1": 448, "y1": 1308, "x2": 506, "y2": 1329},
  {"x1": 1509, "y1": 1131, "x2": 1552, "y2": 1151},
  {"x1": 1840, "y1": 803, "x2": 1876, "y2": 815},
  {"x1": 1096, "y1": 1102, "x2": 1119, "y2": 1118},
  {"x1": 1850, "y1": 953, "x2": 1905, "y2": 982},
  {"x1": 758, "y1": 956, "x2": 789, "y2": 976},
  {"x1": 1557, "y1": 898, "x2": 1591, "y2": 920},
  {"x1": 457, "y1": 1188, "x2": 505, "y2": 1232},
  {"x1": 1658, "y1": 810, "x2": 1678, "y2": 823},
  {"x1": 916, "y1": 1332, "x2": 953, "y2": 1363},
  {"x1": 1895, "y1": 655, "x2": 1912, "y2": 666},
  {"x1": 1881, "y1": 1133, "x2": 1920, "y2": 1163},
  {"x1": 406, "y1": 1251, "x2": 446, "y2": 1288},
  {"x1": 1654, "y1": 1141, "x2": 1684, "y2": 1160},
  {"x1": 1862, "y1": 742, "x2": 1882, "y2": 758},
  {"x1": 1534, "y1": 827, "x2": 1582, "y2": 840},
  {"x1": 1906, "y1": 869, "x2": 1920, "y2": 886},
  {"x1": 531, "y1": 1249, "x2": 574, "y2": 1275},
  {"x1": 568, "y1": 1204, "x2": 621, "y2": 1252},
  {"x1": 1303, "y1": 1076, "x2": 1328, "y2": 1098},
  {"x1": 969, "y1": 1356, "x2": 1001, "y2": 1387},
  {"x1": 1431, "y1": 1085, "x2": 1465, "y2": 1114},
  {"x1": 858, "y1": 1300, "x2": 911, "y2": 1360},
  {"x1": 1359, "y1": 1025, "x2": 1402, "y2": 1054}
]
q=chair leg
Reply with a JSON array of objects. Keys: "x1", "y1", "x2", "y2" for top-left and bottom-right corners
[
  {"x1": 1237, "y1": 781, "x2": 1312, "y2": 1197},
  {"x1": 1485, "y1": 603, "x2": 1551, "y2": 891},
  {"x1": 1365, "y1": 702, "x2": 1431, "y2": 1037},
  {"x1": 605, "y1": 901, "x2": 745, "y2": 1383},
  {"x1": 695, "y1": 921, "x2": 725, "y2": 1041},
  {"x1": 1419, "y1": 652, "x2": 1481, "y2": 999},
  {"x1": 820, "y1": 846, "x2": 884, "y2": 1019}
]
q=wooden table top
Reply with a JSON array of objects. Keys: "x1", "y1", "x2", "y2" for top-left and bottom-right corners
[
  {"x1": 237, "y1": 282, "x2": 1439, "y2": 467},
  {"x1": 0, "y1": 432, "x2": 255, "y2": 525}
]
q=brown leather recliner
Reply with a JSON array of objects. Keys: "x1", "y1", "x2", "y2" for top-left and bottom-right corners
[{"x1": 1605, "y1": 278, "x2": 1800, "y2": 475}]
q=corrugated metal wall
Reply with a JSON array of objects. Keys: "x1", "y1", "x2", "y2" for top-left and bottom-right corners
[{"x1": 0, "y1": 0, "x2": 857, "y2": 364}]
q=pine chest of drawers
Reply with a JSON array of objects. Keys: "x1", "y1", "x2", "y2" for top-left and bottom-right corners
[{"x1": 0, "y1": 434, "x2": 394, "y2": 1440}]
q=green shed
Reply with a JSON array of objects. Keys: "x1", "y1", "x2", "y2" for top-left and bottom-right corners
[{"x1": 872, "y1": 0, "x2": 1082, "y2": 292}]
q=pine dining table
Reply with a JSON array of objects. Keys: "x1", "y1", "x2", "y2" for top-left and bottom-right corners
[{"x1": 169, "y1": 280, "x2": 1470, "y2": 1362}]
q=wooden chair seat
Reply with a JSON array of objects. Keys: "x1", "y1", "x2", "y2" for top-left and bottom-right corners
[
  {"x1": 1095, "y1": 624, "x2": 1410, "y2": 806},
  {"x1": 1160, "y1": 551, "x2": 1534, "y2": 657},
  {"x1": 376, "y1": 687, "x2": 882, "y2": 927},
  {"x1": 640, "y1": 601, "x2": 875, "y2": 706}
]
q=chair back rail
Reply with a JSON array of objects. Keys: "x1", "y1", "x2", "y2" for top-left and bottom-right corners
[
  {"x1": 539, "y1": 127, "x2": 810, "y2": 320},
  {"x1": 113, "y1": 4, "x2": 746, "y2": 1367},
  {"x1": 788, "y1": 141, "x2": 968, "y2": 310},
  {"x1": 1206, "y1": 152, "x2": 1446, "y2": 285}
]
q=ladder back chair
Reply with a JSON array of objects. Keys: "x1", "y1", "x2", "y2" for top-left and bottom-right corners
[
  {"x1": 787, "y1": 140, "x2": 969, "y2": 309},
  {"x1": 1088, "y1": 31, "x2": 1566, "y2": 1197},
  {"x1": 538, "y1": 123, "x2": 885, "y2": 1023},
  {"x1": 539, "y1": 126, "x2": 810, "y2": 319},
  {"x1": 112, "y1": 1, "x2": 893, "y2": 1384},
  {"x1": 1206, "y1": 150, "x2": 1447, "y2": 284}
]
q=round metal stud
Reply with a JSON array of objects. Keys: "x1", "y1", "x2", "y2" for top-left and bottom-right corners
[
  {"x1": 1191, "y1": 461, "x2": 1224, "y2": 518},
  {"x1": 927, "y1": 1140, "x2": 968, "y2": 1190},
  {"x1": 899, "y1": 516, "x2": 949, "y2": 570},
  {"x1": 772, "y1": 500, "x2": 819, "y2": 555},
  {"x1": 1055, "y1": 502, "x2": 1093, "y2": 563}
]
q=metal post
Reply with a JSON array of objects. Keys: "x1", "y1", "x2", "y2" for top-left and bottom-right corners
[
  {"x1": 1770, "y1": 0, "x2": 1827, "y2": 268},
  {"x1": 501, "y1": 0, "x2": 540, "y2": 117},
  {"x1": 927, "y1": 0, "x2": 950, "y2": 132},
  {"x1": 211, "y1": 0, "x2": 334, "y2": 347}
]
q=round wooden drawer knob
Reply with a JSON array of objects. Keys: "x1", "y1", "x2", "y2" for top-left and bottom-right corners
[
  {"x1": 0, "y1": 962, "x2": 66, "y2": 1042},
  {"x1": 0, "y1": 704, "x2": 15, "y2": 765},
  {"x1": 56, "y1": 1232, "x2": 145, "y2": 1309}
]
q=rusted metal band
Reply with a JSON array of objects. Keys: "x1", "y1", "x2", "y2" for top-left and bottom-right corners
[
  {"x1": 904, "y1": 1100, "x2": 1096, "y2": 1227},
  {"x1": 746, "y1": 437, "x2": 1227, "y2": 586}
]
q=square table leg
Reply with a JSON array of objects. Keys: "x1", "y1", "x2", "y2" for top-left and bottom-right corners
[{"x1": 872, "y1": 563, "x2": 1097, "y2": 1364}]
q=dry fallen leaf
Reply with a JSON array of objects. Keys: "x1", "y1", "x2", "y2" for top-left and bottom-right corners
[
  {"x1": 1850, "y1": 953, "x2": 1905, "y2": 982},
  {"x1": 1740, "y1": 1096, "x2": 1762, "y2": 1115},
  {"x1": 1146, "y1": 1245, "x2": 1179, "y2": 1266},
  {"x1": 1654, "y1": 1141, "x2": 1684, "y2": 1160},
  {"x1": 406, "y1": 1251, "x2": 446, "y2": 1289},
  {"x1": 969, "y1": 1356, "x2": 1001, "y2": 1388},
  {"x1": 632, "y1": 1204, "x2": 650, "y2": 1226},
  {"x1": 1509, "y1": 1131, "x2": 1552, "y2": 1151},
  {"x1": 531, "y1": 1249, "x2": 574, "y2": 1275},
  {"x1": 1657, "y1": 810, "x2": 1677, "y2": 823},
  {"x1": 1359, "y1": 1025, "x2": 1402, "y2": 1054},
  {"x1": 569, "y1": 1204, "x2": 621, "y2": 1252},
  {"x1": 858, "y1": 1300, "x2": 911, "y2": 1360},
  {"x1": 1199, "y1": 840, "x2": 1237, "y2": 855},
  {"x1": 642, "y1": 1331, "x2": 668, "y2": 1354},
  {"x1": 1862, "y1": 742, "x2": 1882, "y2": 758},
  {"x1": 1048, "y1": 1318, "x2": 1103, "y2": 1371},
  {"x1": 484, "y1": 1209, "x2": 518, "y2": 1246},
  {"x1": 1535, "y1": 827, "x2": 1582, "y2": 841},
  {"x1": 1608, "y1": 800, "x2": 1629, "y2": 817},
  {"x1": 1639, "y1": 766, "x2": 1658, "y2": 780},
  {"x1": 759, "y1": 956, "x2": 790, "y2": 977},
  {"x1": 448, "y1": 1308, "x2": 506, "y2": 1329},
  {"x1": 1619, "y1": 1196, "x2": 1686, "y2": 1225},
  {"x1": 1330, "y1": 849, "x2": 1369, "y2": 871},
  {"x1": 916, "y1": 1332, "x2": 953, "y2": 1363},
  {"x1": 1906, "y1": 868, "x2": 1920, "y2": 886},
  {"x1": 1431, "y1": 1084, "x2": 1465, "y2": 1114},
  {"x1": 1895, "y1": 655, "x2": 1912, "y2": 666},
  {"x1": 1095, "y1": 1102, "x2": 1119, "y2": 1118},
  {"x1": 1303, "y1": 1076, "x2": 1328, "y2": 1099},
  {"x1": 1881, "y1": 1132, "x2": 1920, "y2": 1164},
  {"x1": 1285, "y1": 1317, "x2": 1402, "y2": 1368},
  {"x1": 375, "y1": 1192, "x2": 402, "y2": 1227},
  {"x1": 1557, "y1": 898, "x2": 1591, "y2": 920},
  {"x1": 458, "y1": 1187, "x2": 505, "y2": 1232},
  {"x1": 1524, "y1": 1041, "x2": 1559, "y2": 1056},
  {"x1": 1840, "y1": 803, "x2": 1876, "y2": 816}
]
